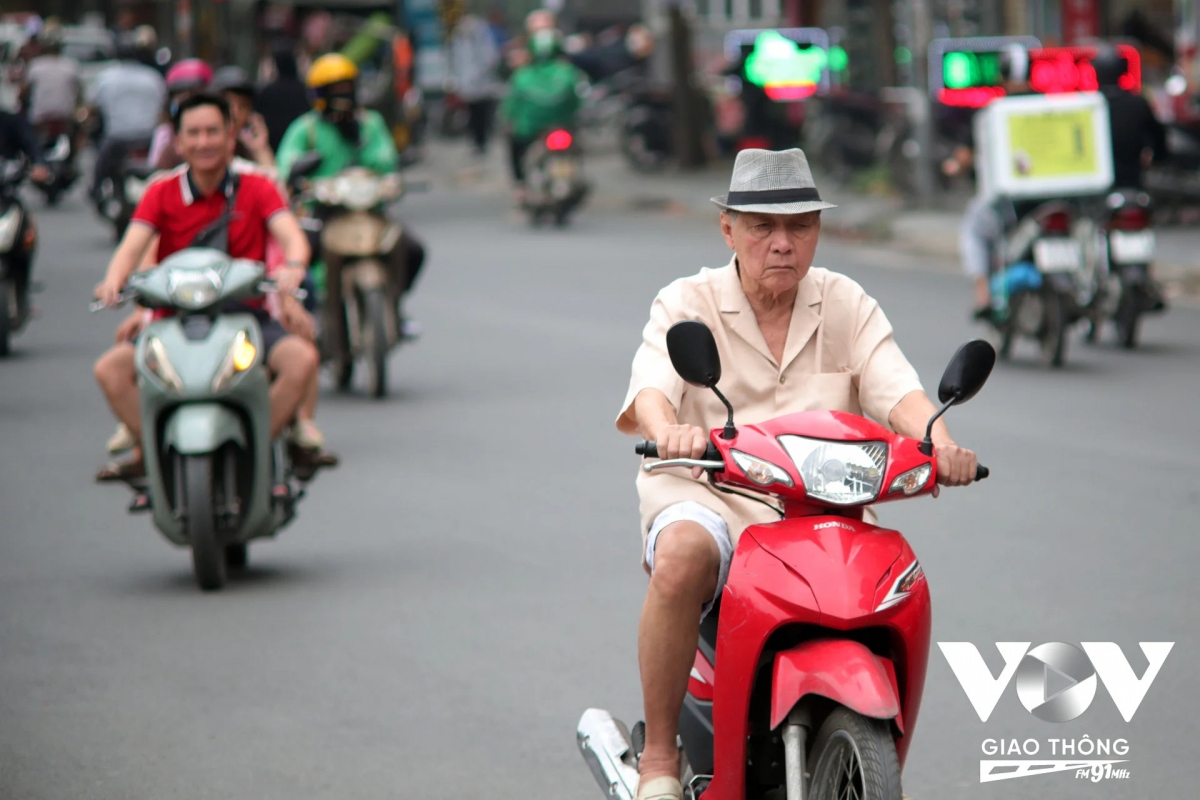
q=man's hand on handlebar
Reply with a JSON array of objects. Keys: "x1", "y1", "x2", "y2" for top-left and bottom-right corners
[
  {"x1": 651, "y1": 423, "x2": 709, "y2": 478},
  {"x1": 94, "y1": 275, "x2": 126, "y2": 308},
  {"x1": 933, "y1": 442, "x2": 978, "y2": 495}
]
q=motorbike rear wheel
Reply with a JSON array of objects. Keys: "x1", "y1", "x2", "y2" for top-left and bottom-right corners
[
  {"x1": 364, "y1": 288, "x2": 389, "y2": 399},
  {"x1": 807, "y1": 707, "x2": 902, "y2": 800},
  {"x1": 1115, "y1": 281, "x2": 1144, "y2": 349},
  {"x1": 1038, "y1": 289, "x2": 1069, "y2": 368},
  {"x1": 183, "y1": 454, "x2": 226, "y2": 591},
  {"x1": 0, "y1": 277, "x2": 12, "y2": 357}
]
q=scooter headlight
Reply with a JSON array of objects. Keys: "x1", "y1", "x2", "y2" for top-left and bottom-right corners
[
  {"x1": 730, "y1": 449, "x2": 793, "y2": 488},
  {"x1": 212, "y1": 330, "x2": 258, "y2": 392},
  {"x1": 778, "y1": 436, "x2": 887, "y2": 505},
  {"x1": 338, "y1": 174, "x2": 380, "y2": 210},
  {"x1": 168, "y1": 268, "x2": 222, "y2": 310},
  {"x1": 143, "y1": 335, "x2": 183, "y2": 393}
]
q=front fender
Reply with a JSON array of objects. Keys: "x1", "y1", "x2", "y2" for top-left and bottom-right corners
[
  {"x1": 770, "y1": 639, "x2": 902, "y2": 731},
  {"x1": 163, "y1": 404, "x2": 246, "y2": 455}
]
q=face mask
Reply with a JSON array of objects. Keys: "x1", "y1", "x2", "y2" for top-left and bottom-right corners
[{"x1": 530, "y1": 29, "x2": 559, "y2": 59}]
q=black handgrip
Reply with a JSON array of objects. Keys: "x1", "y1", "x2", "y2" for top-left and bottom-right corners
[
  {"x1": 975, "y1": 465, "x2": 990, "y2": 481},
  {"x1": 636, "y1": 441, "x2": 721, "y2": 461},
  {"x1": 635, "y1": 441, "x2": 657, "y2": 457}
]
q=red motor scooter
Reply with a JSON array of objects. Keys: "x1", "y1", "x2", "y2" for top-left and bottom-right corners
[{"x1": 578, "y1": 321, "x2": 993, "y2": 800}]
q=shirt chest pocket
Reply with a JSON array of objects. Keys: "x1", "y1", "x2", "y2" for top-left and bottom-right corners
[{"x1": 785, "y1": 369, "x2": 857, "y2": 414}]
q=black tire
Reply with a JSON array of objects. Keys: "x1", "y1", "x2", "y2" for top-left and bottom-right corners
[
  {"x1": 336, "y1": 359, "x2": 354, "y2": 390},
  {"x1": 1115, "y1": 282, "x2": 1143, "y2": 349},
  {"x1": 807, "y1": 707, "x2": 902, "y2": 800},
  {"x1": 1039, "y1": 290, "x2": 1069, "y2": 368},
  {"x1": 225, "y1": 543, "x2": 248, "y2": 569},
  {"x1": 364, "y1": 288, "x2": 389, "y2": 399},
  {"x1": 0, "y1": 278, "x2": 12, "y2": 357},
  {"x1": 44, "y1": 187, "x2": 61, "y2": 207},
  {"x1": 183, "y1": 454, "x2": 226, "y2": 591},
  {"x1": 553, "y1": 206, "x2": 570, "y2": 227}
]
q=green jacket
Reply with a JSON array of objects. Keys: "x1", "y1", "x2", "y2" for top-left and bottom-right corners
[
  {"x1": 500, "y1": 57, "x2": 584, "y2": 141},
  {"x1": 276, "y1": 109, "x2": 398, "y2": 183}
]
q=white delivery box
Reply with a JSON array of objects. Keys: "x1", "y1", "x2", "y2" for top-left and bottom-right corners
[{"x1": 973, "y1": 92, "x2": 1113, "y2": 200}]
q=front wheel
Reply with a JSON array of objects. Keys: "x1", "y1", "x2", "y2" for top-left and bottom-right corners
[
  {"x1": 363, "y1": 288, "x2": 389, "y2": 399},
  {"x1": 183, "y1": 454, "x2": 226, "y2": 591},
  {"x1": 807, "y1": 707, "x2": 902, "y2": 800}
]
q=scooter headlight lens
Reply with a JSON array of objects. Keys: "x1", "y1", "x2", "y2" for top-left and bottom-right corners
[
  {"x1": 212, "y1": 330, "x2": 257, "y2": 391},
  {"x1": 888, "y1": 463, "x2": 933, "y2": 495},
  {"x1": 778, "y1": 436, "x2": 887, "y2": 505},
  {"x1": 730, "y1": 449, "x2": 793, "y2": 488},
  {"x1": 144, "y1": 335, "x2": 183, "y2": 393},
  {"x1": 338, "y1": 175, "x2": 379, "y2": 210},
  {"x1": 168, "y1": 268, "x2": 222, "y2": 310}
]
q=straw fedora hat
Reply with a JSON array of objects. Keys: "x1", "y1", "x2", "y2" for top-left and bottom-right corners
[{"x1": 712, "y1": 148, "x2": 837, "y2": 215}]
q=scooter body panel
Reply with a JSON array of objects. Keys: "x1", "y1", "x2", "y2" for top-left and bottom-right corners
[
  {"x1": 701, "y1": 516, "x2": 930, "y2": 800},
  {"x1": 138, "y1": 313, "x2": 274, "y2": 544}
]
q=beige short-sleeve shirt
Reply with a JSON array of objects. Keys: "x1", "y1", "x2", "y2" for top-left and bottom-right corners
[{"x1": 617, "y1": 259, "x2": 925, "y2": 553}]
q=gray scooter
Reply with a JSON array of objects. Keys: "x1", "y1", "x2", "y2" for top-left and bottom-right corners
[{"x1": 93, "y1": 248, "x2": 310, "y2": 591}]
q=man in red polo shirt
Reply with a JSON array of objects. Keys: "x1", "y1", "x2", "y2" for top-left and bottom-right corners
[{"x1": 93, "y1": 92, "x2": 320, "y2": 482}]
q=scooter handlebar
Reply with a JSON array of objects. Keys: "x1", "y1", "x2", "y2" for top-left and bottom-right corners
[{"x1": 638, "y1": 441, "x2": 990, "y2": 481}]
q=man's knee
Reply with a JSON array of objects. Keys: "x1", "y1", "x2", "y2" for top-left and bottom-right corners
[
  {"x1": 650, "y1": 522, "x2": 721, "y2": 604},
  {"x1": 270, "y1": 337, "x2": 319, "y2": 379},
  {"x1": 94, "y1": 344, "x2": 134, "y2": 390}
]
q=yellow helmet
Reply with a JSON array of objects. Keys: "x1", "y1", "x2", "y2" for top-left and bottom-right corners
[{"x1": 306, "y1": 54, "x2": 359, "y2": 90}]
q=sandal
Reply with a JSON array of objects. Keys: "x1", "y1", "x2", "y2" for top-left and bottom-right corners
[
  {"x1": 95, "y1": 456, "x2": 146, "y2": 483},
  {"x1": 636, "y1": 777, "x2": 682, "y2": 800}
]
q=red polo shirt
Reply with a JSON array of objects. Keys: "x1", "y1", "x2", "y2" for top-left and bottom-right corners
[{"x1": 132, "y1": 165, "x2": 289, "y2": 313}]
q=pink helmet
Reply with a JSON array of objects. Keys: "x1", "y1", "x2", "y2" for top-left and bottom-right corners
[{"x1": 166, "y1": 59, "x2": 214, "y2": 93}]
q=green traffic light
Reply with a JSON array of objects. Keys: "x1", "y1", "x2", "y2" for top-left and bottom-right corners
[{"x1": 829, "y1": 46, "x2": 848, "y2": 73}]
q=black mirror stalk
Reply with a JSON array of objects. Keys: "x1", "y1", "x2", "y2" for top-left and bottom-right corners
[
  {"x1": 918, "y1": 395, "x2": 958, "y2": 456},
  {"x1": 711, "y1": 385, "x2": 737, "y2": 440}
]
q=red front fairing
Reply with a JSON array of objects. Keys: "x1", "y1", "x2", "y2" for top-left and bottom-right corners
[{"x1": 699, "y1": 516, "x2": 931, "y2": 800}]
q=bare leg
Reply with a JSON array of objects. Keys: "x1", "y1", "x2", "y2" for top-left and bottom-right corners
[
  {"x1": 297, "y1": 371, "x2": 319, "y2": 422},
  {"x1": 267, "y1": 337, "x2": 319, "y2": 440},
  {"x1": 94, "y1": 343, "x2": 142, "y2": 440},
  {"x1": 974, "y1": 276, "x2": 990, "y2": 309},
  {"x1": 637, "y1": 522, "x2": 721, "y2": 786}
]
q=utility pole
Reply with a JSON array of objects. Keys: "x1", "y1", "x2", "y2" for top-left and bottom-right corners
[
  {"x1": 667, "y1": 0, "x2": 705, "y2": 169},
  {"x1": 910, "y1": 0, "x2": 935, "y2": 205}
]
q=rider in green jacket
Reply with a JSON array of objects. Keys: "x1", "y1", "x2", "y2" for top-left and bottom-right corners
[
  {"x1": 500, "y1": 25, "x2": 586, "y2": 203},
  {"x1": 275, "y1": 54, "x2": 424, "y2": 352}
]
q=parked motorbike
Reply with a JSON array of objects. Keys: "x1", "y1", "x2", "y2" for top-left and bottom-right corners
[
  {"x1": 522, "y1": 128, "x2": 589, "y2": 226},
  {"x1": 0, "y1": 158, "x2": 37, "y2": 357},
  {"x1": 34, "y1": 118, "x2": 79, "y2": 206},
  {"x1": 578, "y1": 321, "x2": 993, "y2": 800},
  {"x1": 90, "y1": 249, "x2": 310, "y2": 591},
  {"x1": 986, "y1": 200, "x2": 1086, "y2": 367},
  {"x1": 287, "y1": 154, "x2": 414, "y2": 398},
  {"x1": 1078, "y1": 190, "x2": 1162, "y2": 348},
  {"x1": 93, "y1": 138, "x2": 154, "y2": 241}
]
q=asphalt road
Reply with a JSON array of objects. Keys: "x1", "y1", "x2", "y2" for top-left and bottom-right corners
[{"x1": 1, "y1": 155, "x2": 1197, "y2": 800}]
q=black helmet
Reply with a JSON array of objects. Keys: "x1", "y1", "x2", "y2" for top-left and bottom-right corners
[
  {"x1": 211, "y1": 65, "x2": 255, "y2": 97},
  {"x1": 1092, "y1": 44, "x2": 1125, "y2": 88}
]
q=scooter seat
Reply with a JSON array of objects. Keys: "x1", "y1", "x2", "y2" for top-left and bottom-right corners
[{"x1": 125, "y1": 162, "x2": 158, "y2": 181}]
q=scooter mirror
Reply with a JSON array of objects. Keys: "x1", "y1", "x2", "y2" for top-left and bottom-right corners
[
  {"x1": 287, "y1": 151, "x2": 324, "y2": 185},
  {"x1": 666, "y1": 320, "x2": 722, "y2": 388},
  {"x1": 937, "y1": 339, "x2": 996, "y2": 406}
]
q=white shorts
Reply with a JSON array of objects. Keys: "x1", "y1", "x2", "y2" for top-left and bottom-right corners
[{"x1": 645, "y1": 501, "x2": 734, "y2": 620}]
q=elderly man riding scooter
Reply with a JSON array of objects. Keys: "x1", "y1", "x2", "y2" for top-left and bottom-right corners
[
  {"x1": 93, "y1": 92, "x2": 321, "y2": 485},
  {"x1": 617, "y1": 148, "x2": 980, "y2": 800}
]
